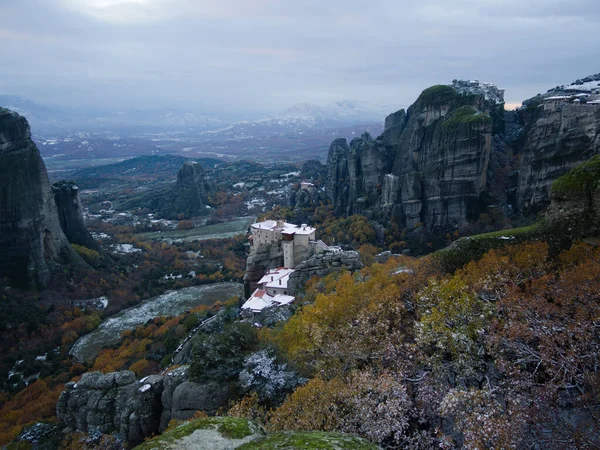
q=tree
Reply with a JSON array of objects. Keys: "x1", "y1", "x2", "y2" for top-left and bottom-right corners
[
  {"x1": 238, "y1": 348, "x2": 303, "y2": 406},
  {"x1": 190, "y1": 322, "x2": 258, "y2": 382}
]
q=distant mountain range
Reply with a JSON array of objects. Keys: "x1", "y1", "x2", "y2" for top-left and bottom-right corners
[
  {"x1": 0, "y1": 95, "x2": 395, "y2": 137},
  {"x1": 0, "y1": 95, "x2": 391, "y2": 163},
  {"x1": 0, "y1": 95, "x2": 225, "y2": 134}
]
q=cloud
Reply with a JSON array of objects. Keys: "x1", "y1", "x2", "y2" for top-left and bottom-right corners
[{"x1": 0, "y1": 0, "x2": 599, "y2": 115}]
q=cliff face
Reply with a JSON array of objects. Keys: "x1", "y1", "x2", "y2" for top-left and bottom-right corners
[
  {"x1": 52, "y1": 180, "x2": 101, "y2": 251},
  {"x1": 0, "y1": 108, "x2": 83, "y2": 287},
  {"x1": 326, "y1": 85, "x2": 495, "y2": 231},
  {"x1": 514, "y1": 103, "x2": 600, "y2": 214},
  {"x1": 243, "y1": 243, "x2": 285, "y2": 298}
]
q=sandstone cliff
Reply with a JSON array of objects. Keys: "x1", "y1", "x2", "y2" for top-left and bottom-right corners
[
  {"x1": 52, "y1": 180, "x2": 102, "y2": 252},
  {"x1": 326, "y1": 84, "x2": 497, "y2": 231},
  {"x1": 0, "y1": 108, "x2": 83, "y2": 287}
]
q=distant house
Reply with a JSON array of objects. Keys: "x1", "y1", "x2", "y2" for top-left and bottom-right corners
[{"x1": 300, "y1": 181, "x2": 316, "y2": 194}]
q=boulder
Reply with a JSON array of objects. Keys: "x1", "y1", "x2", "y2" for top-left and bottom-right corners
[
  {"x1": 287, "y1": 251, "x2": 363, "y2": 293},
  {"x1": 171, "y1": 381, "x2": 234, "y2": 420}
]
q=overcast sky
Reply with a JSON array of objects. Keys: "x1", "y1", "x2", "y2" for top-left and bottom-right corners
[{"x1": 1, "y1": 0, "x2": 599, "y2": 116}]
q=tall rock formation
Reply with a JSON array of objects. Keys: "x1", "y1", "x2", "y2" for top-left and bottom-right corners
[
  {"x1": 327, "y1": 83, "x2": 498, "y2": 231},
  {"x1": 0, "y1": 108, "x2": 83, "y2": 287},
  {"x1": 52, "y1": 180, "x2": 101, "y2": 252},
  {"x1": 513, "y1": 102, "x2": 600, "y2": 214},
  {"x1": 173, "y1": 161, "x2": 210, "y2": 217}
]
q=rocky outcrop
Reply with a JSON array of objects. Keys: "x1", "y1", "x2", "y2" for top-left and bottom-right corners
[
  {"x1": 129, "y1": 417, "x2": 265, "y2": 450},
  {"x1": 173, "y1": 162, "x2": 211, "y2": 217},
  {"x1": 57, "y1": 367, "x2": 235, "y2": 447},
  {"x1": 0, "y1": 108, "x2": 83, "y2": 288},
  {"x1": 135, "y1": 418, "x2": 378, "y2": 450},
  {"x1": 326, "y1": 84, "x2": 497, "y2": 231},
  {"x1": 544, "y1": 154, "x2": 600, "y2": 234},
  {"x1": 287, "y1": 251, "x2": 363, "y2": 293},
  {"x1": 52, "y1": 180, "x2": 101, "y2": 251},
  {"x1": 513, "y1": 103, "x2": 600, "y2": 214},
  {"x1": 170, "y1": 381, "x2": 235, "y2": 421},
  {"x1": 243, "y1": 243, "x2": 284, "y2": 298}
]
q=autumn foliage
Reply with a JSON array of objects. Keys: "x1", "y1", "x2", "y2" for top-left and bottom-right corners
[{"x1": 244, "y1": 240, "x2": 600, "y2": 448}]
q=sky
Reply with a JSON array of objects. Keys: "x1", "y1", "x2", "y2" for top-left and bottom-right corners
[{"x1": 1, "y1": 0, "x2": 599, "y2": 117}]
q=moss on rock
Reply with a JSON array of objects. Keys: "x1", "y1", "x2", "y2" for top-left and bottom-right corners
[
  {"x1": 442, "y1": 105, "x2": 492, "y2": 130},
  {"x1": 417, "y1": 84, "x2": 457, "y2": 106},
  {"x1": 551, "y1": 154, "x2": 600, "y2": 197},
  {"x1": 237, "y1": 431, "x2": 379, "y2": 450},
  {"x1": 132, "y1": 417, "x2": 262, "y2": 450}
]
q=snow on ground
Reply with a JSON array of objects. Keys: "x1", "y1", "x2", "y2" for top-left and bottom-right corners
[
  {"x1": 565, "y1": 80, "x2": 600, "y2": 92},
  {"x1": 245, "y1": 198, "x2": 266, "y2": 210},
  {"x1": 164, "y1": 273, "x2": 183, "y2": 280},
  {"x1": 111, "y1": 243, "x2": 143, "y2": 254},
  {"x1": 70, "y1": 282, "x2": 243, "y2": 362},
  {"x1": 280, "y1": 171, "x2": 300, "y2": 178},
  {"x1": 73, "y1": 296, "x2": 109, "y2": 310}
]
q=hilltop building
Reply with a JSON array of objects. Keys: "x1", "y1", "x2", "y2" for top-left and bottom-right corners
[
  {"x1": 452, "y1": 79, "x2": 505, "y2": 104},
  {"x1": 243, "y1": 220, "x2": 341, "y2": 314},
  {"x1": 543, "y1": 93, "x2": 600, "y2": 112},
  {"x1": 250, "y1": 219, "x2": 317, "y2": 269}
]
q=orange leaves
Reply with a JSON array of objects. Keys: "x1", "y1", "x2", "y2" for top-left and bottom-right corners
[
  {"x1": 0, "y1": 379, "x2": 63, "y2": 445},
  {"x1": 129, "y1": 359, "x2": 158, "y2": 378}
]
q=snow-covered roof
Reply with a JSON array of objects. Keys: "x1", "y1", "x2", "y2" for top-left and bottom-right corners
[
  {"x1": 281, "y1": 223, "x2": 315, "y2": 235},
  {"x1": 266, "y1": 270, "x2": 294, "y2": 289},
  {"x1": 564, "y1": 81, "x2": 600, "y2": 92},
  {"x1": 545, "y1": 95, "x2": 571, "y2": 101},
  {"x1": 251, "y1": 220, "x2": 278, "y2": 230},
  {"x1": 251, "y1": 220, "x2": 315, "y2": 236},
  {"x1": 242, "y1": 289, "x2": 274, "y2": 312},
  {"x1": 242, "y1": 288, "x2": 296, "y2": 312},
  {"x1": 258, "y1": 268, "x2": 295, "y2": 288},
  {"x1": 272, "y1": 294, "x2": 295, "y2": 306}
]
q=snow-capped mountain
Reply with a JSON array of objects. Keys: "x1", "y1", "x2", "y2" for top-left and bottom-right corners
[
  {"x1": 197, "y1": 100, "x2": 397, "y2": 139},
  {"x1": 273, "y1": 100, "x2": 395, "y2": 128}
]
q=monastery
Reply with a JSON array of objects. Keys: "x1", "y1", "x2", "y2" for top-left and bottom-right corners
[{"x1": 242, "y1": 219, "x2": 339, "y2": 314}]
